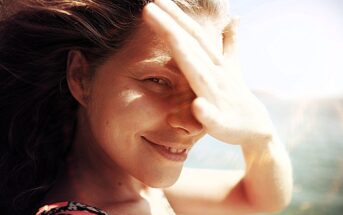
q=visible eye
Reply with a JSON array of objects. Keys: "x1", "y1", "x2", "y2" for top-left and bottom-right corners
[{"x1": 145, "y1": 77, "x2": 170, "y2": 86}]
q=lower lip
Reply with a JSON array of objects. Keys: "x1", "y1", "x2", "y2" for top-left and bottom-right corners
[{"x1": 142, "y1": 137, "x2": 188, "y2": 162}]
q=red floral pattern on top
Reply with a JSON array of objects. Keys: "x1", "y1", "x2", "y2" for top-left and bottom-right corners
[{"x1": 36, "y1": 201, "x2": 108, "y2": 215}]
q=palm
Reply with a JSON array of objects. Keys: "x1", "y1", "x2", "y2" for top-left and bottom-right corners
[{"x1": 143, "y1": 0, "x2": 274, "y2": 146}]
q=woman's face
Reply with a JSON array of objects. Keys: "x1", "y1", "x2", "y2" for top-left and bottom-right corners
[{"x1": 80, "y1": 18, "x2": 224, "y2": 187}]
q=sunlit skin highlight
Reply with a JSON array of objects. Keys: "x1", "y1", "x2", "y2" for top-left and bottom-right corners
[
  {"x1": 44, "y1": 20, "x2": 225, "y2": 211},
  {"x1": 119, "y1": 90, "x2": 143, "y2": 107},
  {"x1": 42, "y1": 1, "x2": 293, "y2": 214}
]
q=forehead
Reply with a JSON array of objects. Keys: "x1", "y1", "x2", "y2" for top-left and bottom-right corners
[{"x1": 116, "y1": 15, "x2": 228, "y2": 67}]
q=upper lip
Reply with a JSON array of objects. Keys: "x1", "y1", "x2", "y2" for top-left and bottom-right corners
[{"x1": 142, "y1": 136, "x2": 193, "y2": 150}]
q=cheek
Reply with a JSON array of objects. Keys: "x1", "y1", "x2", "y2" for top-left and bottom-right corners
[{"x1": 87, "y1": 88, "x2": 170, "y2": 144}]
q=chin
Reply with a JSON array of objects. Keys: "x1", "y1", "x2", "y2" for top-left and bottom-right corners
[
  {"x1": 147, "y1": 177, "x2": 179, "y2": 188},
  {"x1": 139, "y1": 166, "x2": 183, "y2": 188}
]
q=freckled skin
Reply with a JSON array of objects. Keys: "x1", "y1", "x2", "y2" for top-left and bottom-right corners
[
  {"x1": 73, "y1": 22, "x2": 221, "y2": 189},
  {"x1": 41, "y1": 3, "x2": 292, "y2": 214}
]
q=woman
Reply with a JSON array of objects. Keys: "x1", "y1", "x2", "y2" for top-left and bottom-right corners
[{"x1": 0, "y1": 0, "x2": 293, "y2": 214}]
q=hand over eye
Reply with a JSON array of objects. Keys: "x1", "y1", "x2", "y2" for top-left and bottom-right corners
[{"x1": 143, "y1": 0, "x2": 275, "y2": 146}]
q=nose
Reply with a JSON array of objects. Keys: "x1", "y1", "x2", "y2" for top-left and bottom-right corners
[{"x1": 166, "y1": 103, "x2": 204, "y2": 136}]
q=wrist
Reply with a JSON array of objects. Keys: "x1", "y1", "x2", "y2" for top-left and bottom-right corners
[{"x1": 241, "y1": 131, "x2": 284, "y2": 163}]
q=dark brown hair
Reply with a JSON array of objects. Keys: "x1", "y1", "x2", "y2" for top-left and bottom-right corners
[{"x1": 0, "y1": 0, "x2": 226, "y2": 214}]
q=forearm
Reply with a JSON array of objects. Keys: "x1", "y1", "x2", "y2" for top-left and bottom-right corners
[{"x1": 241, "y1": 132, "x2": 293, "y2": 212}]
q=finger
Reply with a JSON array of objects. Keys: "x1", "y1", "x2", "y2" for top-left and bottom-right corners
[
  {"x1": 143, "y1": 3, "x2": 218, "y2": 98},
  {"x1": 192, "y1": 97, "x2": 222, "y2": 129},
  {"x1": 222, "y1": 17, "x2": 243, "y2": 79},
  {"x1": 154, "y1": 0, "x2": 223, "y2": 65},
  {"x1": 223, "y1": 17, "x2": 240, "y2": 57},
  {"x1": 143, "y1": 3, "x2": 213, "y2": 67}
]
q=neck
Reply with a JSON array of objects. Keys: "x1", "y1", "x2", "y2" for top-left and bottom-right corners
[
  {"x1": 44, "y1": 115, "x2": 149, "y2": 208},
  {"x1": 67, "y1": 144, "x2": 149, "y2": 204}
]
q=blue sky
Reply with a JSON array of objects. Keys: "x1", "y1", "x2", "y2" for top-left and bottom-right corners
[{"x1": 228, "y1": 0, "x2": 343, "y2": 98}]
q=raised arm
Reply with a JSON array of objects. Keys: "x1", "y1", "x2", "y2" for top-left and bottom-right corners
[{"x1": 143, "y1": 0, "x2": 293, "y2": 214}]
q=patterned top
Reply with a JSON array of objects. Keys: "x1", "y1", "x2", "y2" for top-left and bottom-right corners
[
  {"x1": 36, "y1": 202, "x2": 108, "y2": 215},
  {"x1": 36, "y1": 190, "x2": 176, "y2": 215}
]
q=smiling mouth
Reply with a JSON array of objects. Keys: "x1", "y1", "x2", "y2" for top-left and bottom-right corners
[{"x1": 141, "y1": 136, "x2": 190, "y2": 162}]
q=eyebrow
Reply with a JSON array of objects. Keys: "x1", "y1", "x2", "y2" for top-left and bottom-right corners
[{"x1": 141, "y1": 56, "x2": 182, "y2": 76}]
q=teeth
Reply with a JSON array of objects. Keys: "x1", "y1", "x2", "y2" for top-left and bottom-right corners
[
  {"x1": 177, "y1": 149, "x2": 184, "y2": 153},
  {"x1": 170, "y1": 147, "x2": 178, "y2": 153},
  {"x1": 165, "y1": 146, "x2": 187, "y2": 154}
]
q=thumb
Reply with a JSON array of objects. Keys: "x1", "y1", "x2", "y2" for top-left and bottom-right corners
[{"x1": 192, "y1": 97, "x2": 221, "y2": 129}]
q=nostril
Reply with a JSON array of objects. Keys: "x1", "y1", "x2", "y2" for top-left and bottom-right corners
[{"x1": 166, "y1": 108, "x2": 203, "y2": 136}]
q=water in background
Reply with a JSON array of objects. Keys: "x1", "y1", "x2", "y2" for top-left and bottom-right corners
[{"x1": 185, "y1": 94, "x2": 343, "y2": 215}]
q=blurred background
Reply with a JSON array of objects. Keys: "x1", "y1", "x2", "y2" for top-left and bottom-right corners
[{"x1": 185, "y1": 0, "x2": 343, "y2": 214}]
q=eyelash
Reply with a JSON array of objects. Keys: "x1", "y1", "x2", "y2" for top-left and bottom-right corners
[{"x1": 145, "y1": 77, "x2": 171, "y2": 87}]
